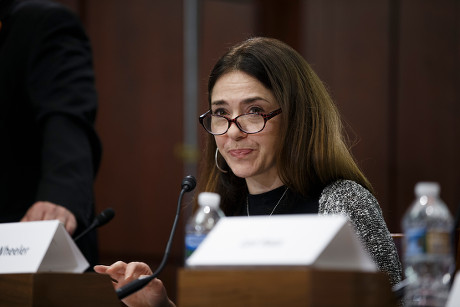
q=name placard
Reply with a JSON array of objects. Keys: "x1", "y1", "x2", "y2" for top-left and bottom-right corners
[
  {"x1": 186, "y1": 214, "x2": 377, "y2": 271},
  {"x1": 0, "y1": 220, "x2": 88, "y2": 273},
  {"x1": 446, "y1": 271, "x2": 460, "y2": 307}
]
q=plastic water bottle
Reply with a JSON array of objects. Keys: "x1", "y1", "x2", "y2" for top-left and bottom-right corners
[
  {"x1": 184, "y1": 192, "x2": 225, "y2": 263},
  {"x1": 402, "y1": 182, "x2": 454, "y2": 307}
]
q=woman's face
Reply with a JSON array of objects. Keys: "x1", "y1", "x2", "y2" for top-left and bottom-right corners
[{"x1": 211, "y1": 71, "x2": 282, "y2": 190}]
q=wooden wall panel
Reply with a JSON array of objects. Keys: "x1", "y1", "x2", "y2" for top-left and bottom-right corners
[
  {"x1": 300, "y1": 0, "x2": 460, "y2": 231},
  {"x1": 82, "y1": 2, "x2": 185, "y2": 298},
  {"x1": 396, "y1": 0, "x2": 460, "y2": 228},
  {"x1": 301, "y1": 0, "x2": 395, "y2": 228},
  {"x1": 254, "y1": 0, "x2": 302, "y2": 50}
]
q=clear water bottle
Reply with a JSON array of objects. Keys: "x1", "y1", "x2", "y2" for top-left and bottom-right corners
[
  {"x1": 402, "y1": 182, "x2": 454, "y2": 307},
  {"x1": 184, "y1": 192, "x2": 225, "y2": 263}
]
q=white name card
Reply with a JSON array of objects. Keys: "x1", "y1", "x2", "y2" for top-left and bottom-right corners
[
  {"x1": 0, "y1": 220, "x2": 89, "y2": 273},
  {"x1": 446, "y1": 271, "x2": 460, "y2": 307},
  {"x1": 186, "y1": 214, "x2": 377, "y2": 272}
]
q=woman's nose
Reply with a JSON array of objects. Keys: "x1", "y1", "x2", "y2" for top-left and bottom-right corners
[{"x1": 226, "y1": 120, "x2": 246, "y2": 139}]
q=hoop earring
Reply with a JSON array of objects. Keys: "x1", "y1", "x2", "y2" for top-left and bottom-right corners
[{"x1": 215, "y1": 148, "x2": 228, "y2": 173}]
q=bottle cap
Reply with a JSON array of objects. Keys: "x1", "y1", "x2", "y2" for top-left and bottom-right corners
[
  {"x1": 198, "y1": 192, "x2": 221, "y2": 208},
  {"x1": 415, "y1": 182, "x2": 440, "y2": 197}
]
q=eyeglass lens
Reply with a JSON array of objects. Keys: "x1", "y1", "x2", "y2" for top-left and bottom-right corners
[{"x1": 205, "y1": 113, "x2": 265, "y2": 134}]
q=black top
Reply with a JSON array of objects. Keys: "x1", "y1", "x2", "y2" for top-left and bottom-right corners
[
  {"x1": 245, "y1": 185, "x2": 320, "y2": 216},
  {"x1": 0, "y1": 0, "x2": 101, "y2": 266}
]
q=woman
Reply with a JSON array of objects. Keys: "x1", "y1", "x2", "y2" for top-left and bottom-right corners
[{"x1": 95, "y1": 37, "x2": 402, "y2": 307}]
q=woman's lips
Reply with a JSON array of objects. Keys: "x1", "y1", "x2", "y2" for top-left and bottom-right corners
[{"x1": 228, "y1": 149, "x2": 253, "y2": 158}]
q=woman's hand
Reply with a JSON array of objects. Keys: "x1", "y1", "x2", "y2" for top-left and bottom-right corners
[{"x1": 94, "y1": 261, "x2": 175, "y2": 307}]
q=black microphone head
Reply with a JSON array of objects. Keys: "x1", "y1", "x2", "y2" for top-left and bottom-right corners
[
  {"x1": 181, "y1": 175, "x2": 196, "y2": 192},
  {"x1": 95, "y1": 208, "x2": 115, "y2": 227},
  {"x1": 74, "y1": 208, "x2": 115, "y2": 242}
]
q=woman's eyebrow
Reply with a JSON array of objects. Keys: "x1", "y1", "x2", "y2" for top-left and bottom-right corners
[
  {"x1": 242, "y1": 96, "x2": 269, "y2": 103},
  {"x1": 211, "y1": 100, "x2": 227, "y2": 106},
  {"x1": 211, "y1": 96, "x2": 270, "y2": 106}
]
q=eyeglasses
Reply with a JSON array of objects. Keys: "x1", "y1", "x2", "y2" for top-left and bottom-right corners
[{"x1": 199, "y1": 108, "x2": 282, "y2": 135}]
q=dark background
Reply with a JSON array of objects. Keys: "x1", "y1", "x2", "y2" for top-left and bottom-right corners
[{"x1": 57, "y1": 0, "x2": 459, "y2": 301}]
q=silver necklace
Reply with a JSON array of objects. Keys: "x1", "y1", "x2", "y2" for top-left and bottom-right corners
[{"x1": 246, "y1": 187, "x2": 289, "y2": 217}]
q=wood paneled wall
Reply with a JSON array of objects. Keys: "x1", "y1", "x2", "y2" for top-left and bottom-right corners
[
  {"x1": 299, "y1": 0, "x2": 460, "y2": 232},
  {"x1": 58, "y1": 0, "x2": 460, "y2": 301}
]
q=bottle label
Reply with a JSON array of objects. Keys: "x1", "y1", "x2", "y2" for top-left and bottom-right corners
[
  {"x1": 406, "y1": 227, "x2": 426, "y2": 256},
  {"x1": 426, "y1": 231, "x2": 451, "y2": 254},
  {"x1": 406, "y1": 227, "x2": 451, "y2": 256},
  {"x1": 184, "y1": 233, "x2": 207, "y2": 259}
]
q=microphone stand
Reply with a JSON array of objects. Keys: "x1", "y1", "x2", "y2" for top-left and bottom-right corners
[{"x1": 116, "y1": 176, "x2": 195, "y2": 300}]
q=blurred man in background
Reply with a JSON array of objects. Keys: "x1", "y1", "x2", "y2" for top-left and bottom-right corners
[{"x1": 0, "y1": 0, "x2": 102, "y2": 266}]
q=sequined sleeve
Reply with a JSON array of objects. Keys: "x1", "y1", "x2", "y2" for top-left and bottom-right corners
[{"x1": 319, "y1": 180, "x2": 402, "y2": 286}]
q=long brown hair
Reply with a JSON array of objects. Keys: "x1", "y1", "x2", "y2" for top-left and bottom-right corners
[{"x1": 196, "y1": 37, "x2": 372, "y2": 215}]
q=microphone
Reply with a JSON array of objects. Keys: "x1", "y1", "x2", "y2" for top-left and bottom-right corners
[
  {"x1": 74, "y1": 208, "x2": 115, "y2": 242},
  {"x1": 116, "y1": 175, "x2": 197, "y2": 300},
  {"x1": 181, "y1": 175, "x2": 196, "y2": 192}
]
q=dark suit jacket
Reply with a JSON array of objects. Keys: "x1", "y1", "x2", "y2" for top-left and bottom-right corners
[{"x1": 0, "y1": 0, "x2": 102, "y2": 266}]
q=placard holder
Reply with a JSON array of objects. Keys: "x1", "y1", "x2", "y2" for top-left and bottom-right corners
[
  {"x1": 0, "y1": 273, "x2": 122, "y2": 306},
  {"x1": 0, "y1": 220, "x2": 88, "y2": 273},
  {"x1": 186, "y1": 215, "x2": 377, "y2": 271},
  {"x1": 177, "y1": 267, "x2": 398, "y2": 307},
  {"x1": 446, "y1": 271, "x2": 460, "y2": 307}
]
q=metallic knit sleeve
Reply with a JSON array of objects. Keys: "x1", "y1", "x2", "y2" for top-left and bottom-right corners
[{"x1": 318, "y1": 180, "x2": 402, "y2": 286}]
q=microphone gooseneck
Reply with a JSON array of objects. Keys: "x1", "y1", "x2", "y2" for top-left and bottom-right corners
[
  {"x1": 74, "y1": 208, "x2": 116, "y2": 242},
  {"x1": 116, "y1": 175, "x2": 197, "y2": 300}
]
